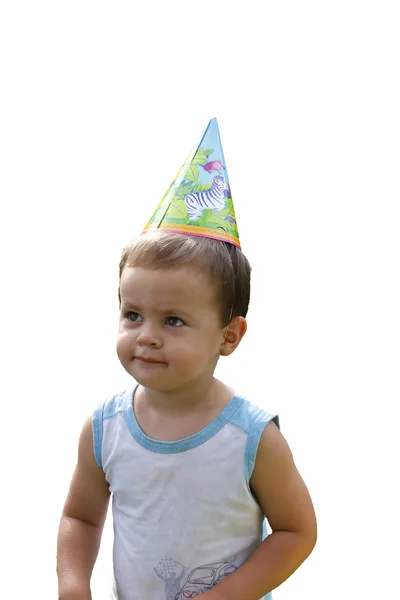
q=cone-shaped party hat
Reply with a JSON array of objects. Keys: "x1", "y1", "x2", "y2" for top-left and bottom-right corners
[{"x1": 143, "y1": 118, "x2": 240, "y2": 248}]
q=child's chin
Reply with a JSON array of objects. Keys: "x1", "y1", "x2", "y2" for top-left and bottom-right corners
[
  {"x1": 132, "y1": 372, "x2": 189, "y2": 393},
  {"x1": 132, "y1": 371, "x2": 171, "y2": 389}
]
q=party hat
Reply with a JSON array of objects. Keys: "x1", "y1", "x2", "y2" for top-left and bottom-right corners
[{"x1": 143, "y1": 118, "x2": 240, "y2": 248}]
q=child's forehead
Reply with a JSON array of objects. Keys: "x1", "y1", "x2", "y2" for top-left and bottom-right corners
[{"x1": 120, "y1": 265, "x2": 217, "y2": 305}]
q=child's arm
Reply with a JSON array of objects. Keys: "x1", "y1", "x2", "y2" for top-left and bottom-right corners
[
  {"x1": 207, "y1": 421, "x2": 317, "y2": 600},
  {"x1": 57, "y1": 416, "x2": 111, "y2": 600}
]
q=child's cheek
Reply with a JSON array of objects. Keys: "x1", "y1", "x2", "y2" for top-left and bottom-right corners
[{"x1": 116, "y1": 331, "x2": 132, "y2": 361}]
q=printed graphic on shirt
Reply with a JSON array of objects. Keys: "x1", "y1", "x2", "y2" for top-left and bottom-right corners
[
  {"x1": 155, "y1": 557, "x2": 237, "y2": 600},
  {"x1": 154, "y1": 557, "x2": 188, "y2": 600}
]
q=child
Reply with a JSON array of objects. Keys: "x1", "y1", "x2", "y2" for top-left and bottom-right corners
[{"x1": 57, "y1": 120, "x2": 317, "y2": 600}]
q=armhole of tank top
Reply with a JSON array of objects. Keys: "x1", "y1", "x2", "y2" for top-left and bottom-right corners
[
  {"x1": 244, "y1": 411, "x2": 280, "y2": 495},
  {"x1": 92, "y1": 402, "x2": 105, "y2": 468}
]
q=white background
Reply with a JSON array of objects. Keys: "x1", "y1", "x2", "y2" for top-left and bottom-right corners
[{"x1": 1, "y1": 1, "x2": 399, "y2": 598}]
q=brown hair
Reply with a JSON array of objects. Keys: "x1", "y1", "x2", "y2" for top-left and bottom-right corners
[{"x1": 119, "y1": 231, "x2": 251, "y2": 326}]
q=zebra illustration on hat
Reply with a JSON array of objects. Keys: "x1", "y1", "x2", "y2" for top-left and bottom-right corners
[{"x1": 184, "y1": 175, "x2": 231, "y2": 221}]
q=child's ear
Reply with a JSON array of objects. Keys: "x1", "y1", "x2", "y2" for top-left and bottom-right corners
[{"x1": 220, "y1": 317, "x2": 247, "y2": 356}]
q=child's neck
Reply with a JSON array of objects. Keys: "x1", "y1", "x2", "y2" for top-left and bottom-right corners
[
  {"x1": 136, "y1": 377, "x2": 231, "y2": 415},
  {"x1": 133, "y1": 378, "x2": 234, "y2": 442}
]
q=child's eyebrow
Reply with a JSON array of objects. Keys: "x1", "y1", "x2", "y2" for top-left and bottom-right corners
[
  {"x1": 120, "y1": 302, "x2": 191, "y2": 318},
  {"x1": 158, "y1": 307, "x2": 186, "y2": 314},
  {"x1": 149, "y1": 308, "x2": 192, "y2": 320},
  {"x1": 120, "y1": 301, "x2": 140, "y2": 311}
]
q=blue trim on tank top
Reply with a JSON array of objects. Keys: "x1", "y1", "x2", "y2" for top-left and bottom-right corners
[
  {"x1": 122, "y1": 384, "x2": 248, "y2": 453},
  {"x1": 92, "y1": 403, "x2": 104, "y2": 467},
  {"x1": 93, "y1": 384, "x2": 279, "y2": 467}
]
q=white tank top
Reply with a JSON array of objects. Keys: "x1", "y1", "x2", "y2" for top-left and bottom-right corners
[{"x1": 93, "y1": 385, "x2": 279, "y2": 600}]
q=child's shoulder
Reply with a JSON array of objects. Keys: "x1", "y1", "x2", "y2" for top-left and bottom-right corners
[
  {"x1": 93, "y1": 388, "x2": 132, "y2": 420},
  {"x1": 92, "y1": 388, "x2": 134, "y2": 467},
  {"x1": 226, "y1": 392, "x2": 280, "y2": 482},
  {"x1": 227, "y1": 391, "x2": 280, "y2": 434}
]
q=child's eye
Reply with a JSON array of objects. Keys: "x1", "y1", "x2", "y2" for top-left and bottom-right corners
[
  {"x1": 166, "y1": 316, "x2": 184, "y2": 327},
  {"x1": 125, "y1": 311, "x2": 143, "y2": 323}
]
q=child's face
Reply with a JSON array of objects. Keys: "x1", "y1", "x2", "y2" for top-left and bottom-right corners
[{"x1": 117, "y1": 265, "x2": 226, "y2": 392}]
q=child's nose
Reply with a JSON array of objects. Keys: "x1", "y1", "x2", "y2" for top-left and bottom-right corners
[{"x1": 136, "y1": 324, "x2": 162, "y2": 348}]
